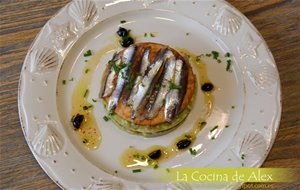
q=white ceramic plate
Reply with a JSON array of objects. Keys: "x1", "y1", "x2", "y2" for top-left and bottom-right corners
[{"x1": 18, "y1": 0, "x2": 281, "y2": 189}]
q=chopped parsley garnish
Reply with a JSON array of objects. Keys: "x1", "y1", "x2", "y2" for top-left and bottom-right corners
[
  {"x1": 225, "y1": 52, "x2": 231, "y2": 57},
  {"x1": 143, "y1": 32, "x2": 156, "y2": 37},
  {"x1": 226, "y1": 60, "x2": 232, "y2": 71},
  {"x1": 109, "y1": 61, "x2": 126, "y2": 74},
  {"x1": 189, "y1": 148, "x2": 197, "y2": 155},
  {"x1": 186, "y1": 32, "x2": 190, "y2": 36},
  {"x1": 153, "y1": 164, "x2": 159, "y2": 169},
  {"x1": 103, "y1": 116, "x2": 109, "y2": 122},
  {"x1": 166, "y1": 168, "x2": 170, "y2": 173},
  {"x1": 121, "y1": 71, "x2": 126, "y2": 79},
  {"x1": 141, "y1": 83, "x2": 145, "y2": 87},
  {"x1": 83, "y1": 89, "x2": 89, "y2": 98},
  {"x1": 132, "y1": 169, "x2": 142, "y2": 173},
  {"x1": 210, "y1": 125, "x2": 219, "y2": 133},
  {"x1": 232, "y1": 106, "x2": 235, "y2": 109},
  {"x1": 84, "y1": 50, "x2": 92, "y2": 57},
  {"x1": 200, "y1": 121, "x2": 207, "y2": 126},
  {"x1": 169, "y1": 82, "x2": 182, "y2": 90},
  {"x1": 82, "y1": 138, "x2": 88, "y2": 144},
  {"x1": 109, "y1": 111, "x2": 115, "y2": 116},
  {"x1": 211, "y1": 136, "x2": 216, "y2": 140},
  {"x1": 162, "y1": 99, "x2": 166, "y2": 104},
  {"x1": 211, "y1": 51, "x2": 219, "y2": 60},
  {"x1": 92, "y1": 98, "x2": 97, "y2": 102},
  {"x1": 225, "y1": 125, "x2": 229, "y2": 128},
  {"x1": 217, "y1": 59, "x2": 222, "y2": 63},
  {"x1": 114, "y1": 170, "x2": 118, "y2": 174},
  {"x1": 85, "y1": 68, "x2": 90, "y2": 74},
  {"x1": 69, "y1": 78, "x2": 74, "y2": 81},
  {"x1": 120, "y1": 20, "x2": 126, "y2": 23},
  {"x1": 83, "y1": 105, "x2": 93, "y2": 110},
  {"x1": 205, "y1": 53, "x2": 211, "y2": 57},
  {"x1": 125, "y1": 75, "x2": 135, "y2": 91},
  {"x1": 241, "y1": 154, "x2": 246, "y2": 160},
  {"x1": 62, "y1": 80, "x2": 66, "y2": 85}
]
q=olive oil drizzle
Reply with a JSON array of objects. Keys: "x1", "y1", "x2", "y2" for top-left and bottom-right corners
[
  {"x1": 71, "y1": 44, "x2": 118, "y2": 149},
  {"x1": 120, "y1": 48, "x2": 214, "y2": 168}
]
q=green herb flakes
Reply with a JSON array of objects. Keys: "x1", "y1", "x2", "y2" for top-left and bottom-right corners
[
  {"x1": 189, "y1": 148, "x2": 197, "y2": 155},
  {"x1": 109, "y1": 61, "x2": 126, "y2": 74},
  {"x1": 120, "y1": 20, "x2": 126, "y2": 23},
  {"x1": 150, "y1": 33, "x2": 155, "y2": 37},
  {"x1": 103, "y1": 116, "x2": 109, "y2": 122},
  {"x1": 84, "y1": 50, "x2": 92, "y2": 57},
  {"x1": 83, "y1": 89, "x2": 89, "y2": 98},
  {"x1": 241, "y1": 154, "x2": 246, "y2": 160},
  {"x1": 153, "y1": 164, "x2": 159, "y2": 169},
  {"x1": 226, "y1": 60, "x2": 232, "y2": 71},
  {"x1": 85, "y1": 69, "x2": 90, "y2": 74},
  {"x1": 169, "y1": 82, "x2": 182, "y2": 90},
  {"x1": 62, "y1": 80, "x2": 66, "y2": 85},
  {"x1": 92, "y1": 99, "x2": 97, "y2": 102},
  {"x1": 211, "y1": 51, "x2": 219, "y2": 60},
  {"x1": 132, "y1": 169, "x2": 142, "y2": 173},
  {"x1": 83, "y1": 105, "x2": 93, "y2": 110},
  {"x1": 225, "y1": 52, "x2": 231, "y2": 57},
  {"x1": 144, "y1": 33, "x2": 147, "y2": 37},
  {"x1": 210, "y1": 125, "x2": 219, "y2": 133}
]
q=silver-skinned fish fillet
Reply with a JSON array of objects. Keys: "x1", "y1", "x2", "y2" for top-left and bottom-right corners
[
  {"x1": 101, "y1": 54, "x2": 121, "y2": 98},
  {"x1": 126, "y1": 47, "x2": 151, "y2": 106},
  {"x1": 164, "y1": 59, "x2": 184, "y2": 122},
  {"x1": 107, "y1": 45, "x2": 136, "y2": 111},
  {"x1": 145, "y1": 56, "x2": 176, "y2": 119},
  {"x1": 131, "y1": 48, "x2": 174, "y2": 118}
]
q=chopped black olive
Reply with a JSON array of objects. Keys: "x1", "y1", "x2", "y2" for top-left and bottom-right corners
[
  {"x1": 148, "y1": 149, "x2": 161, "y2": 160},
  {"x1": 176, "y1": 139, "x2": 192, "y2": 149},
  {"x1": 120, "y1": 36, "x2": 134, "y2": 47},
  {"x1": 117, "y1": 27, "x2": 129, "y2": 37},
  {"x1": 72, "y1": 114, "x2": 84, "y2": 129},
  {"x1": 201, "y1": 82, "x2": 214, "y2": 92}
]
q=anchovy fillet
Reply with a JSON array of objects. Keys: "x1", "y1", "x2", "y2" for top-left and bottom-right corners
[
  {"x1": 107, "y1": 45, "x2": 136, "y2": 111},
  {"x1": 164, "y1": 59, "x2": 186, "y2": 122},
  {"x1": 131, "y1": 48, "x2": 174, "y2": 118},
  {"x1": 145, "y1": 56, "x2": 176, "y2": 119},
  {"x1": 101, "y1": 55, "x2": 121, "y2": 98},
  {"x1": 126, "y1": 47, "x2": 151, "y2": 106}
]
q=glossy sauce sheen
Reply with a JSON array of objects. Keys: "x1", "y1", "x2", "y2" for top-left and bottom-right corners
[
  {"x1": 71, "y1": 44, "x2": 118, "y2": 149},
  {"x1": 120, "y1": 49, "x2": 214, "y2": 168}
]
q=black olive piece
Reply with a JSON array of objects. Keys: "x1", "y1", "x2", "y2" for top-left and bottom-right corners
[
  {"x1": 120, "y1": 37, "x2": 134, "y2": 47},
  {"x1": 72, "y1": 114, "x2": 84, "y2": 129},
  {"x1": 176, "y1": 139, "x2": 192, "y2": 149},
  {"x1": 148, "y1": 149, "x2": 161, "y2": 160},
  {"x1": 116, "y1": 27, "x2": 129, "y2": 37},
  {"x1": 201, "y1": 82, "x2": 214, "y2": 92}
]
